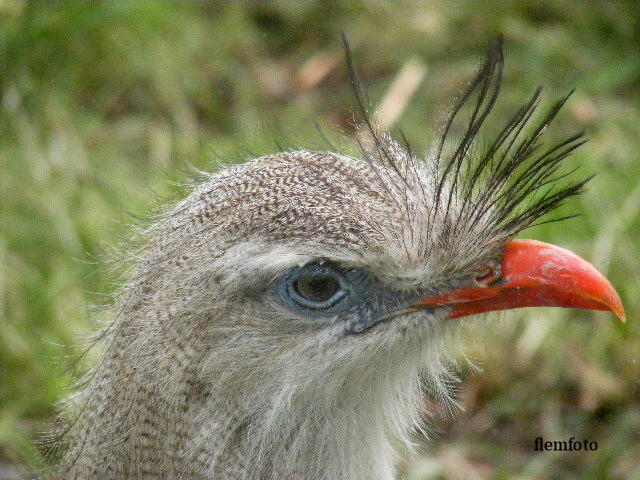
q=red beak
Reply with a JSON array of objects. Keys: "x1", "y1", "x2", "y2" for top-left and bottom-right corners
[{"x1": 420, "y1": 239, "x2": 625, "y2": 321}]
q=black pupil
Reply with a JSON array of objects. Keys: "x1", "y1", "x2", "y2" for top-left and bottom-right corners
[{"x1": 294, "y1": 275, "x2": 340, "y2": 303}]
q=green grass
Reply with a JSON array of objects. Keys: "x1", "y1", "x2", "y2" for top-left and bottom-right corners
[{"x1": 1, "y1": 1, "x2": 639, "y2": 478}]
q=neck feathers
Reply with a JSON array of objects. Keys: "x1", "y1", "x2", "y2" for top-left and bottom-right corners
[{"x1": 58, "y1": 310, "x2": 434, "y2": 480}]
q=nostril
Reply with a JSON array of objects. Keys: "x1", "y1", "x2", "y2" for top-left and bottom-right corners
[{"x1": 474, "y1": 265, "x2": 500, "y2": 286}]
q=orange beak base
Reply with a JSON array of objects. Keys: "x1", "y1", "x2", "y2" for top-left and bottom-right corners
[{"x1": 420, "y1": 239, "x2": 625, "y2": 322}]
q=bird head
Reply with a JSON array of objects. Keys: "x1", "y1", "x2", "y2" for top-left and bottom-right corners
[
  {"x1": 61, "y1": 38, "x2": 624, "y2": 480},
  {"x1": 135, "y1": 38, "x2": 622, "y2": 396}
]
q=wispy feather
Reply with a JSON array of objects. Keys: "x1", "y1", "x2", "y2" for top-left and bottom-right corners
[{"x1": 342, "y1": 34, "x2": 590, "y2": 248}]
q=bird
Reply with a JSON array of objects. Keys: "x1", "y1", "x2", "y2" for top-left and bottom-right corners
[{"x1": 48, "y1": 38, "x2": 625, "y2": 480}]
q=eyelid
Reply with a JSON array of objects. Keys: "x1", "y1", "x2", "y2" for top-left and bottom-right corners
[{"x1": 287, "y1": 281, "x2": 348, "y2": 309}]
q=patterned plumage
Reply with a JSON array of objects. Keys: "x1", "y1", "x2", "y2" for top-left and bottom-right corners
[{"x1": 47, "y1": 39, "x2": 621, "y2": 480}]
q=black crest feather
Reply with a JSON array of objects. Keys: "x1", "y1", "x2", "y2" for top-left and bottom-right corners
[{"x1": 342, "y1": 34, "x2": 590, "y2": 245}]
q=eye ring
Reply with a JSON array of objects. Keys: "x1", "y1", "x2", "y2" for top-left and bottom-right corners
[{"x1": 278, "y1": 261, "x2": 353, "y2": 316}]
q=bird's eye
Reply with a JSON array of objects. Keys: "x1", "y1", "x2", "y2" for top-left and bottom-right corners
[
  {"x1": 293, "y1": 275, "x2": 341, "y2": 303},
  {"x1": 278, "y1": 261, "x2": 356, "y2": 316}
]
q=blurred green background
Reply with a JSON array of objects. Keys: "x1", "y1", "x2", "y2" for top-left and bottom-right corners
[{"x1": 1, "y1": 1, "x2": 639, "y2": 479}]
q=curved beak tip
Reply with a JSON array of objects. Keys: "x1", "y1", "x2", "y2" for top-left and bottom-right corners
[{"x1": 612, "y1": 302, "x2": 626, "y2": 323}]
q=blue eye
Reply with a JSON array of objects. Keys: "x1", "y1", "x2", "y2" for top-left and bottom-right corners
[{"x1": 278, "y1": 261, "x2": 355, "y2": 316}]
